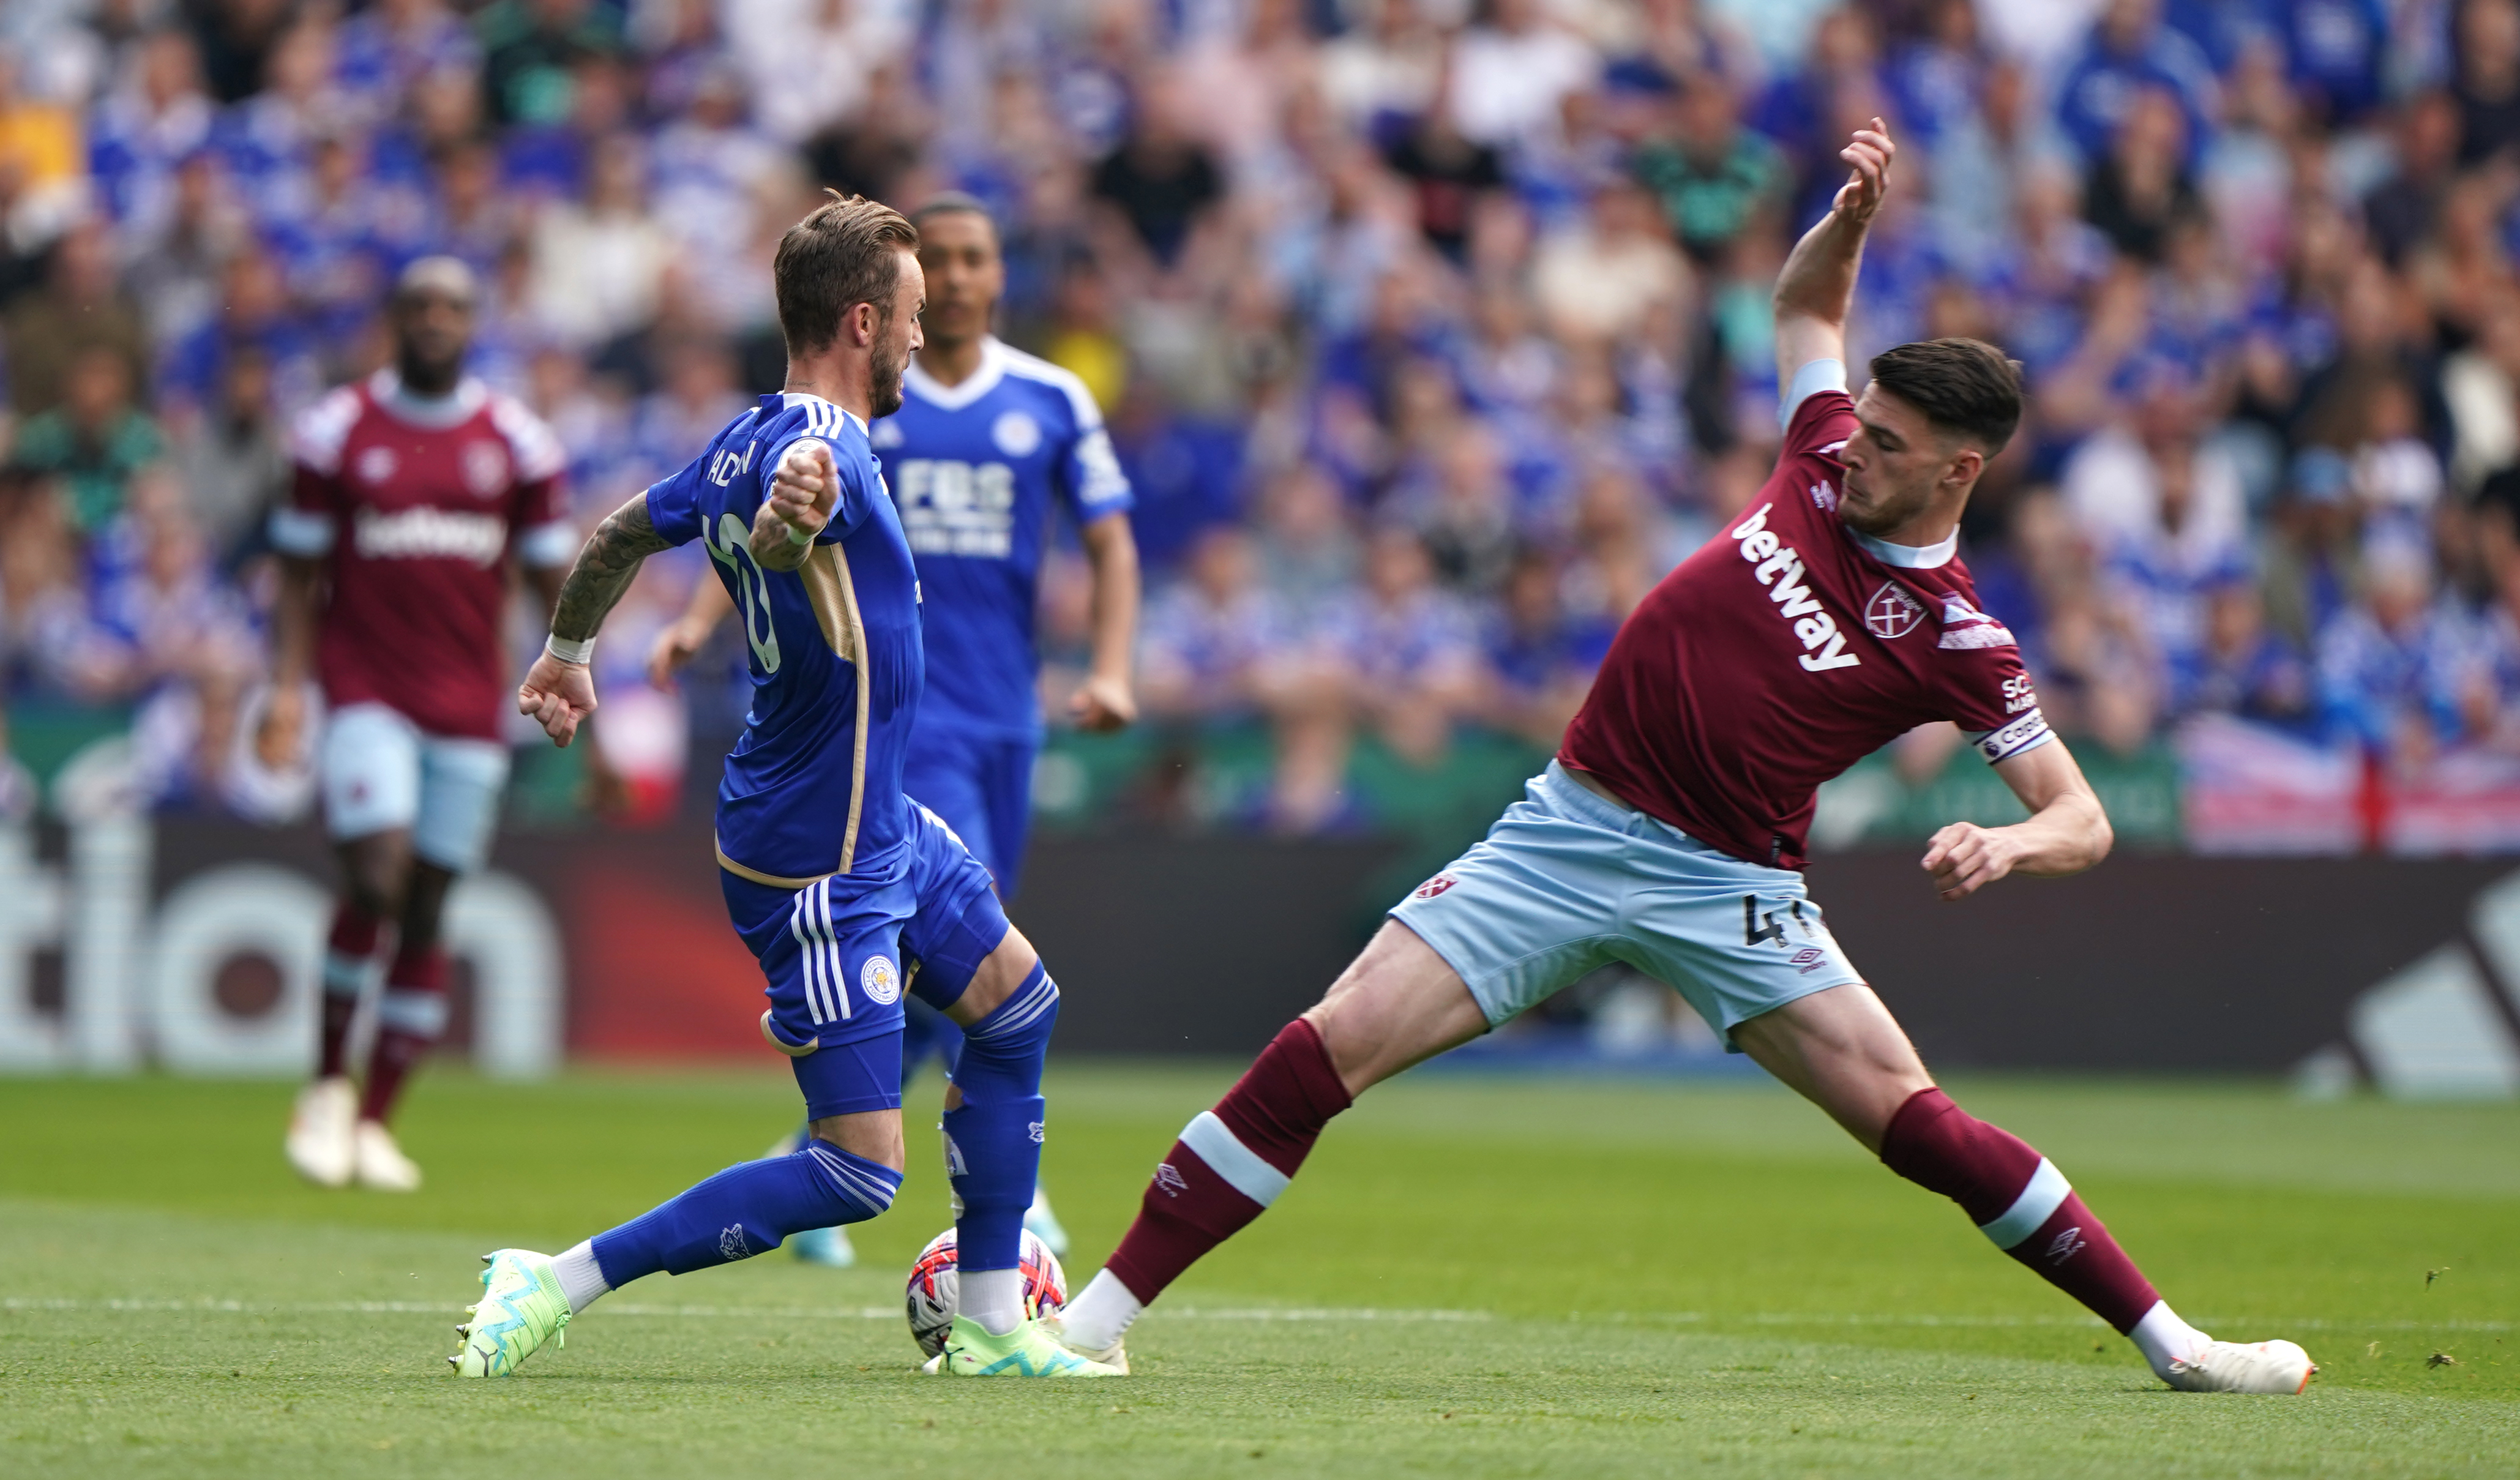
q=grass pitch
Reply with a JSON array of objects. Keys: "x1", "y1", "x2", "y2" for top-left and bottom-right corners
[{"x1": 1, "y1": 1064, "x2": 2513, "y2": 1478}]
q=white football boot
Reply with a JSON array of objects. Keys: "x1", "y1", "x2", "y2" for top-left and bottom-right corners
[
  {"x1": 2164, "y1": 1339, "x2": 2317, "y2": 1394},
  {"x1": 1042, "y1": 1313, "x2": 1129, "y2": 1375},
  {"x1": 285, "y1": 1077, "x2": 357, "y2": 1187},
  {"x1": 354, "y1": 1119, "x2": 424, "y2": 1192}
]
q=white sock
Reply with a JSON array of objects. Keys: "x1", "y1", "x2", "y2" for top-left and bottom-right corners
[
  {"x1": 1057, "y1": 1268, "x2": 1145, "y2": 1352},
  {"x1": 552, "y1": 1241, "x2": 610, "y2": 1315},
  {"x1": 961, "y1": 1267, "x2": 1025, "y2": 1337},
  {"x1": 2129, "y1": 1299, "x2": 2211, "y2": 1379}
]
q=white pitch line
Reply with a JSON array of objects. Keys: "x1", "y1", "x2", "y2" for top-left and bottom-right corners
[{"x1": 1, "y1": 1297, "x2": 2506, "y2": 1334}]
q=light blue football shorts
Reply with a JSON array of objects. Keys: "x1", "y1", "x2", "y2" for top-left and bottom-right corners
[{"x1": 1388, "y1": 762, "x2": 1866, "y2": 1050}]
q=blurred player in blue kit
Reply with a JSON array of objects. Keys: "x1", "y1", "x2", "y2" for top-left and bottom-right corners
[
  {"x1": 649, "y1": 194, "x2": 1140, "y2": 1267},
  {"x1": 455, "y1": 193, "x2": 1120, "y2": 1378}
]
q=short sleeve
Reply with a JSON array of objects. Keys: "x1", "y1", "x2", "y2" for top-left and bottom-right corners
[
  {"x1": 1782, "y1": 384, "x2": 1858, "y2": 459},
  {"x1": 1937, "y1": 635, "x2": 2055, "y2": 766},
  {"x1": 643, "y1": 459, "x2": 705, "y2": 548},
  {"x1": 1031, "y1": 369, "x2": 1132, "y2": 523},
  {"x1": 269, "y1": 464, "x2": 338, "y2": 557}
]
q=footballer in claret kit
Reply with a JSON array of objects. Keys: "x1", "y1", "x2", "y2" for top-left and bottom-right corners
[
  {"x1": 452, "y1": 193, "x2": 1118, "y2": 1380},
  {"x1": 1044, "y1": 121, "x2": 2318, "y2": 1396},
  {"x1": 266, "y1": 256, "x2": 577, "y2": 1194}
]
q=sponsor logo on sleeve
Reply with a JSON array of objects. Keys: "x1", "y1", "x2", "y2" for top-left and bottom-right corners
[
  {"x1": 1730, "y1": 504, "x2": 1860, "y2": 672},
  {"x1": 2000, "y1": 675, "x2": 2038, "y2": 714}
]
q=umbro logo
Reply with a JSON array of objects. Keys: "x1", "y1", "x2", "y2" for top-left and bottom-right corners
[
  {"x1": 2045, "y1": 1226, "x2": 2086, "y2": 1265},
  {"x1": 1153, "y1": 1162, "x2": 1188, "y2": 1197}
]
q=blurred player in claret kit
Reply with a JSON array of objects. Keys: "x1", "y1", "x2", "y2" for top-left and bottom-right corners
[
  {"x1": 649, "y1": 193, "x2": 1140, "y2": 1268},
  {"x1": 1049, "y1": 122, "x2": 2320, "y2": 1395},
  {"x1": 264, "y1": 256, "x2": 575, "y2": 1194},
  {"x1": 454, "y1": 193, "x2": 1118, "y2": 1379}
]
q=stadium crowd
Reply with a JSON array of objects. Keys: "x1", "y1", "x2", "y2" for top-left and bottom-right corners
[{"x1": 1, "y1": 0, "x2": 2517, "y2": 844}]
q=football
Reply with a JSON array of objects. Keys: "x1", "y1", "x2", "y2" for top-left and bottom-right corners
[{"x1": 903, "y1": 1227, "x2": 1069, "y2": 1358}]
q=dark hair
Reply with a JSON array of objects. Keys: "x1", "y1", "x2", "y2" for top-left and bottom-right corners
[
  {"x1": 774, "y1": 190, "x2": 919, "y2": 356},
  {"x1": 909, "y1": 191, "x2": 997, "y2": 236},
  {"x1": 1868, "y1": 337, "x2": 2026, "y2": 454}
]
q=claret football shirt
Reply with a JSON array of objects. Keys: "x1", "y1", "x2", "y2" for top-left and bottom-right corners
[{"x1": 1560, "y1": 379, "x2": 2051, "y2": 870}]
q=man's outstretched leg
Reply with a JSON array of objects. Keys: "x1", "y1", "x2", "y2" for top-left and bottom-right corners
[
  {"x1": 1731, "y1": 983, "x2": 2315, "y2": 1394},
  {"x1": 453, "y1": 1078, "x2": 909, "y2": 1376},
  {"x1": 288, "y1": 829, "x2": 406, "y2": 1189},
  {"x1": 1056, "y1": 924, "x2": 1488, "y2": 1360}
]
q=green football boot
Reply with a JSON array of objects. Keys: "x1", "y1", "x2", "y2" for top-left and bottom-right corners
[
  {"x1": 919, "y1": 1315, "x2": 1126, "y2": 1377},
  {"x1": 450, "y1": 1249, "x2": 572, "y2": 1377}
]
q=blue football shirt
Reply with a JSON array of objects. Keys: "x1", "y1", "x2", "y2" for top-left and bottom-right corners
[
  {"x1": 645, "y1": 392, "x2": 925, "y2": 885},
  {"x1": 870, "y1": 337, "x2": 1133, "y2": 741}
]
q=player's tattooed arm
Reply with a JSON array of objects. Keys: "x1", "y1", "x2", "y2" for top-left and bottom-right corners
[
  {"x1": 549, "y1": 492, "x2": 671, "y2": 642},
  {"x1": 518, "y1": 491, "x2": 668, "y2": 748}
]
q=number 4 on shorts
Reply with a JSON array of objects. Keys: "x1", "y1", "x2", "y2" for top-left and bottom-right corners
[{"x1": 1743, "y1": 895, "x2": 1788, "y2": 947}]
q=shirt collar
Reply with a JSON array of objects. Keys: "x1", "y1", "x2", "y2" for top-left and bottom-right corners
[
  {"x1": 1848, "y1": 525, "x2": 1958, "y2": 569},
  {"x1": 368, "y1": 368, "x2": 485, "y2": 428},
  {"x1": 903, "y1": 336, "x2": 1006, "y2": 411}
]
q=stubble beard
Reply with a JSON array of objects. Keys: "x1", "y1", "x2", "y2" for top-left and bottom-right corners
[{"x1": 869, "y1": 328, "x2": 907, "y2": 419}]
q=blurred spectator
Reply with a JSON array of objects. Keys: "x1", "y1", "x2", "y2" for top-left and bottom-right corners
[
  {"x1": 1529, "y1": 179, "x2": 1690, "y2": 346},
  {"x1": 157, "y1": 243, "x2": 320, "y2": 424},
  {"x1": 2184, "y1": 583, "x2": 2316, "y2": 730},
  {"x1": 9, "y1": 345, "x2": 160, "y2": 532},
  {"x1": 0, "y1": 50, "x2": 88, "y2": 256},
  {"x1": 2052, "y1": 0, "x2": 2216, "y2": 169},
  {"x1": 88, "y1": 28, "x2": 214, "y2": 228},
  {"x1": 1252, "y1": 461, "x2": 1361, "y2": 613},
  {"x1": 477, "y1": 0, "x2": 624, "y2": 128},
  {"x1": 2317, "y1": 539, "x2": 2469, "y2": 774},
  {"x1": 2364, "y1": 90, "x2": 2462, "y2": 269},
  {"x1": 1445, "y1": 0, "x2": 1599, "y2": 153},
  {"x1": 2081, "y1": 85, "x2": 2199, "y2": 264},
  {"x1": 2454, "y1": 0, "x2": 2520, "y2": 168},
  {"x1": 4, "y1": 218, "x2": 148, "y2": 416},
  {"x1": 1628, "y1": 75, "x2": 1786, "y2": 265},
  {"x1": 1319, "y1": 526, "x2": 1483, "y2": 768},
  {"x1": 1482, "y1": 548, "x2": 1606, "y2": 750},
  {"x1": 528, "y1": 132, "x2": 671, "y2": 349},
  {"x1": 168, "y1": 342, "x2": 285, "y2": 558},
  {"x1": 1090, "y1": 73, "x2": 1222, "y2": 269}
]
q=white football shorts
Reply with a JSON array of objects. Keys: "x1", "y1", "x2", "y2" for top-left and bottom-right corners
[
  {"x1": 320, "y1": 701, "x2": 511, "y2": 872},
  {"x1": 1388, "y1": 761, "x2": 1865, "y2": 1049}
]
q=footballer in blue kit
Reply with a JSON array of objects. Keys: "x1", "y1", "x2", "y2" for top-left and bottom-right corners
[
  {"x1": 650, "y1": 196, "x2": 1142, "y2": 1266},
  {"x1": 451, "y1": 193, "x2": 1121, "y2": 1380}
]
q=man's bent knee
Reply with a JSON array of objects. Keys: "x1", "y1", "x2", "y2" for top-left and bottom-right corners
[
  {"x1": 943, "y1": 927, "x2": 1039, "y2": 1027},
  {"x1": 809, "y1": 1108, "x2": 907, "y2": 1173},
  {"x1": 1301, "y1": 922, "x2": 1489, "y2": 1098}
]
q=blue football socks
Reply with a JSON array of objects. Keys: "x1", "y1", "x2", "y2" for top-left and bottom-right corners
[
  {"x1": 589, "y1": 1138, "x2": 902, "y2": 1287},
  {"x1": 941, "y1": 963, "x2": 1060, "y2": 1273}
]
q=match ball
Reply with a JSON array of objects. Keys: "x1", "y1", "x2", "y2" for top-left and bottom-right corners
[{"x1": 903, "y1": 1227, "x2": 1068, "y2": 1357}]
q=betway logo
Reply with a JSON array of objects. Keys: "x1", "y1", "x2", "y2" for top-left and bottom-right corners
[
  {"x1": 353, "y1": 506, "x2": 505, "y2": 566},
  {"x1": 1730, "y1": 504, "x2": 1857, "y2": 671}
]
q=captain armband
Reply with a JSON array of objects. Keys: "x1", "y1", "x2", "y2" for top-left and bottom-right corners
[{"x1": 1965, "y1": 708, "x2": 2054, "y2": 764}]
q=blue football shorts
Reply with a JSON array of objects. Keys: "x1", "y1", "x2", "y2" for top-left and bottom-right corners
[
  {"x1": 1388, "y1": 761, "x2": 1865, "y2": 1050},
  {"x1": 720, "y1": 801, "x2": 1012, "y2": 1118},
  {"x1": 902, "y1": 724, "x2": 1039, "y2": 897}
]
